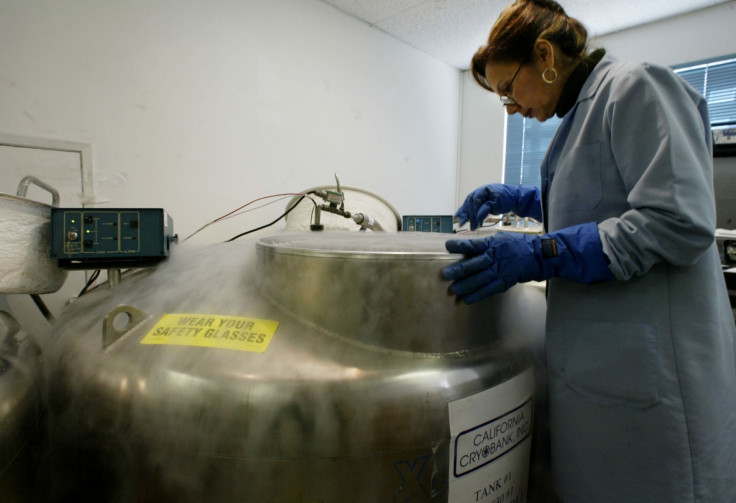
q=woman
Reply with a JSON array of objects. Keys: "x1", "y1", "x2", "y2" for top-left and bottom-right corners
[{"x1": 442, "y1": 0, "x2": 736, "y2": 501}]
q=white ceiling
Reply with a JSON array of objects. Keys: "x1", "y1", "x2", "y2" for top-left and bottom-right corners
[{"x1": 318, "y1": 0, "x2": 731, "y2": 69}]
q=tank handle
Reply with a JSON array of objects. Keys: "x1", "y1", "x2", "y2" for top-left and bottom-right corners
[
  {"x1": 16, "y1": 175, "x2": 61, "y2": 207},
  {"x1": 102, "y1": 305, "x2": 150, "y2": 349}
]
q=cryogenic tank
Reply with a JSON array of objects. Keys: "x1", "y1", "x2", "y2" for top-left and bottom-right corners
[
  {"x1": 41, "y1": 232, "x2": 545, "y2": 502},
  {"x1": 0, "y1": 310, "x2": 42, "y2": 503}
]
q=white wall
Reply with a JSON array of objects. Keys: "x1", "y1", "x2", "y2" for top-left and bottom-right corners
[
  {"x1": 457, "y1": 71, "x2": 507, "y2": 205},
  {"x1": 0, "y1": 0, "x2": 461, "y2": 244},
  {"x1": 457, "y1": 1, "x2": 736, "y2": 205},
  {"x1": 594, "y1": 1, "x2": 736, "y2": 65}
]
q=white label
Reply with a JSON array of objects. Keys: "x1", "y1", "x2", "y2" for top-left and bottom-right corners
[{"x1": 448, "y1": 368, "x2": 534, "y2": 503}]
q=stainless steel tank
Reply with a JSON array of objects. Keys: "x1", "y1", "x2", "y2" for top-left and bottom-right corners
[
  {"x1": 40, "y1": 231, "x2": 545, "y2": 502},
  {"x1": 0, "y1": 309, "x2": 42, "y2": 503}
]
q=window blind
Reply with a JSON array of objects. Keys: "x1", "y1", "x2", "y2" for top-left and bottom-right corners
[
  {"x1": 502, "y1": 54, "x2": 736, "y2": 186},
  {"x1": 503, "y1": 114, "x2": 561, "y2": 187},
  {"x1": 674, "y1": 56, "x2": 736, "y2": 127}
]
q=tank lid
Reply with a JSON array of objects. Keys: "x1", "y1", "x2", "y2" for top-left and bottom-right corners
[{"x1": 256, "y1": 231, "x2": 457, "y2": 260}]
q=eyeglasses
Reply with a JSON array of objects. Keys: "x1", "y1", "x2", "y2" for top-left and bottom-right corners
[{"x1": 500, "y1": 62, "x2": 524, "y2": 106}]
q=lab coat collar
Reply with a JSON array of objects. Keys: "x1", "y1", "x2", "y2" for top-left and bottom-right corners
[
  {"x1": 556, "y1": 49, "x2": 606, "y2": 117},
  {"x1": 559, "y1": 53, "x2": 616, "y2": 118}
]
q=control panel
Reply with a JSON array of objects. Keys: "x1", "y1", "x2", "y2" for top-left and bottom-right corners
[
  {"x1": 50, "y1": 208, "x2": 174, "y2": 269},
  {"x1": 402, "y1": 215, "x2": 454, "y2": 233}
]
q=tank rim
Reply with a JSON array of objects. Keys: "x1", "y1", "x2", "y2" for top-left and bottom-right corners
[{"x1": 256, "y1": 232, "x2": 460, "y2": 261}]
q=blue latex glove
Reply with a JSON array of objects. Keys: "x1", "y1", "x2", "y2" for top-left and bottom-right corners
[
  {"x1": 455, "y1": 184, "x2": 543, "y2": 230},
  {"x1": 443, "y1": 222, "x2": 614, "y2": 304}
]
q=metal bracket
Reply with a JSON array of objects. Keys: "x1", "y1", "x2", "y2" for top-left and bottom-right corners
[{"x1": 102, "y1": 305, "x2": 149, "y2": 349}]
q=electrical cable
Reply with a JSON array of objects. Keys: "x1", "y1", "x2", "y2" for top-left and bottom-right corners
[
  {"x1": 479, "y1": 218, "x2": 504, "y2": 229},
  {"x1": 215, "y1": 196, "x2": 292, "y2": 222},
  {"x1": 183, "y1": 193, "x2": 317, "y2": 242},
  {"x1": 225, "y1": 193, "x2": 315, "y2": 242},
  {"x1": 78, "y1": 269, "x2": 101, "y2": 297}
]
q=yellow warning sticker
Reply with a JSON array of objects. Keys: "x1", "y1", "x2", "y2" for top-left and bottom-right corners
[{"x1": 140, "y1": 313, "x2": 279, "y2": 353}]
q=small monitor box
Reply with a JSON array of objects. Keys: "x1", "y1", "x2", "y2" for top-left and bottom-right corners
[
  {"x1": 50, "y1": 208, "x2": 174, "y2": 269},
  {"x1": 402, "y1": 215, "x2": 454, "y2": 233}
]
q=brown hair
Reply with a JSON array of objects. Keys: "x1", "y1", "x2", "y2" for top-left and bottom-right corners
[{"x1": 471, "y1": 0, "x2": 588, "y2": 92}]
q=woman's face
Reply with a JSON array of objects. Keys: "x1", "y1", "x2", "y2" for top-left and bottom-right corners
[{"x1": 485, "y1": 54, "x2": 562, "y2": 122}]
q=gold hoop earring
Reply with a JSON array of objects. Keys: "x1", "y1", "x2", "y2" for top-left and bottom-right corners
[{"x1": 542, "y1": 67, "x2": 558, "y2": 84}]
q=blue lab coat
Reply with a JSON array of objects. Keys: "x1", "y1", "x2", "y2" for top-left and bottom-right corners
[{"x1": 541, "y1": 56, "x2": 736, "y2": 502}]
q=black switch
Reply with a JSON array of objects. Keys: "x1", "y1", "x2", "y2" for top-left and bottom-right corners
[
  {"x1": 84, "y1": 215, "x2": 94, "y2": 224},
  {"x1": 84, "y1": 240, "x2": 94, "y2": 248},
  {"x1": 129, "y1": 220, "x2": 139, "y2": 229}
]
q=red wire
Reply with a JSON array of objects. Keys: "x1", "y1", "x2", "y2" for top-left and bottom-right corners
[{"x1": 184, "y1": 192, "x2": 314, "y2": 241}]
